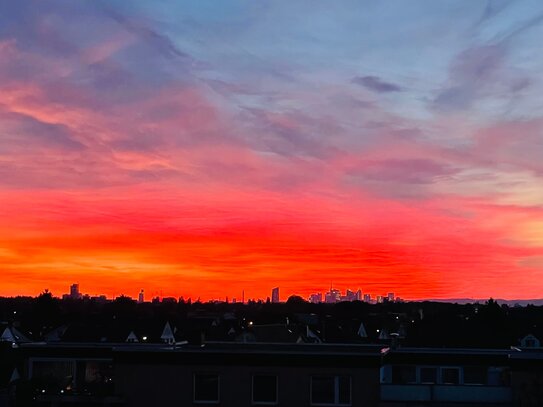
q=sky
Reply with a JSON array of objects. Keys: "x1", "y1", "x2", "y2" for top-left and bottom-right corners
[{"x1": 1, "y1": 0, "x2": 543, "y2": 301}]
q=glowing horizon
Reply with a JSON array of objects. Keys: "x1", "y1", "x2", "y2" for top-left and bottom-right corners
[{"x1": 1, "y1": 1, "x2": 543, "y2": 301}]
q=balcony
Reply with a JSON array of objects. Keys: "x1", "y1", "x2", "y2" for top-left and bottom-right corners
[
  {"x1": 34, "y1": 394, "x2": 125, "y2": 405},
  {"x1": 380, "y1": 384, "x2": 512, "y2": 404}
]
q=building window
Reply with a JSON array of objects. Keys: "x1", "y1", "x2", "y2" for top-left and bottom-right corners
[
  {"x1": 392, "y1": 366, "x2": 416, "y2": 384},
  {"x1": 252, "y1": 375, "x2": 278, "y2": 404},
  {"x1": 310, "y1": 376, "x2": 351, "y2": 406},
  {"x1": 32, "y1": 360, "x2": 76, "y2": 391},
  {"x1": 463, "y1": 366, "x2": 487, "y2": 385},
  {"x1": 488, "y1": 367, "x2": 510, "y2": 386},
  {"x1": 82, "y1": 361, "x2": 114, "y2": 395},
  {"x1": 441, "y1": 367, "x2": 460, "y2": 385},
  {"x1": 419, "y1": 367, "x2": 437, "y2": 384},
  {"x1": 193, "y1": 373, "x2": 219, "y2": 403}
]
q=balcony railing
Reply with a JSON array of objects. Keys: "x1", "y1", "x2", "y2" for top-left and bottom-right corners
[{"x1": 380, "y1": 384, "x2": 512, "y2": 403}]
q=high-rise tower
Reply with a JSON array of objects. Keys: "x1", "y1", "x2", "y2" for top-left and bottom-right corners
[
  {"x1": 271, "y1": 287, "x2": 280, "y2": 303},
  {"x1": 69, "y1": 283, "x2": 80, "y2": 300}
]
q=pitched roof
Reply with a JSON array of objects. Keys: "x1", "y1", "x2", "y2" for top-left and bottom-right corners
[
  {"x1": 1, "y1": 326, "x2": 31, "y2": 344},
  {"x1": 161, "y1": 322, "x2": 175, "y2": 342}
]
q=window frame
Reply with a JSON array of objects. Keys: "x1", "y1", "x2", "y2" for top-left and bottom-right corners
[
  {"x1": 29, "y1": 357, "x2": 113, "y2": 392},
  {"x1": 418, "y1": 366, "x2": 438, "y2": 384},
  {"x1": 251, "y1": 374, "x2": 278, "y2": 405},
  {"x1": 440, "y1": 366, "x2": 461, "y2": 385},
  {"x1": 391, "y1": 365, "x2": 417, "y2": 384},
  {"x1": 310, "y1": 375, "x2": 352, "y2": 406},
  {"x1": 193, "y1": 372, "x2": 220, "y2": 404},
  {"x1": 462, "y1": 365, "x2": 488, "y2": 386}
]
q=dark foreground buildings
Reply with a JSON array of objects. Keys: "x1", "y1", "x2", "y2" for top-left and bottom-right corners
[
  {"x1": 2, "y1": 340, "x2": 543, "y2": 407},
  {"x1": 3, "y1": 296, "x2": 543, "y2": 406}
]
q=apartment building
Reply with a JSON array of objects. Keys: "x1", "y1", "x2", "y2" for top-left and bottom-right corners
[{"x1": 6, "y1": 341, "x2": 543, "y2": 406}]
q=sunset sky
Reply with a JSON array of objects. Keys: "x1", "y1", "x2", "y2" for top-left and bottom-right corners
[{"x1": 1, "y1": 1, "x2": 543, "y2": 301}]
